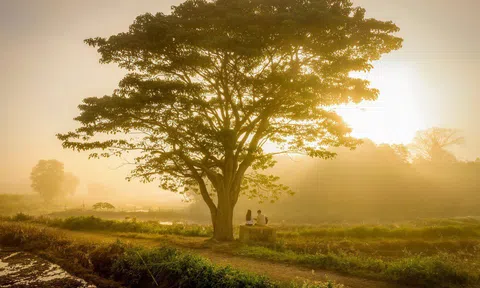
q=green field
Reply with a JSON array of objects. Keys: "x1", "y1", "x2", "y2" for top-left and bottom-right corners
[{"x1": 2, "y1": 214, "x2": 480, "y2": 288}]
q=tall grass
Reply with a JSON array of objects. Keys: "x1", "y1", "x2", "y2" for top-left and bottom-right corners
[
  {"x1": 0, "y1": 221, "x2": 341, "y2": 288},
  {"x1": 30, "y1": 215, "x2": 213, "y2": 237},
  {"x1": 277, "y1": 221, "x2": 480, "y2": 239},
  {"x1": 231, "y1": 245, "x2": 478, "y2": 288},
  {"x1": 264, "y1": 236, "x2": 480, "y2": 258}
]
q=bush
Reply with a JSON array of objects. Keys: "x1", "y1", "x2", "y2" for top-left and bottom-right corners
[
  {"x1": 90, "y1": 241, "x2": 127, "y2": 277},
  {"x1": 111, "y1": 246, "x2": 276, "y2": 288},
  {"x1": 11, "y1": 212, "x2": 34, "y2": 222}
]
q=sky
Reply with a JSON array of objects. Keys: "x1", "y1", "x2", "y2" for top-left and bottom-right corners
[{"x1": 0, "y1": 0, "x2": 479, "y2": 199}]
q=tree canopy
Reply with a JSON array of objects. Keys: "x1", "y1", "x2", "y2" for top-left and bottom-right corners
[
  {"x1": 30, "y1": 160, "x2": 79, "y2": 202},
  {"x1": 92, "y1": 202, "x2": 116, "y2": 210},
  {"x1": 411, "y1": 127, "x2": 464, "y2": 163},
  {"x1": 30, "y1": 160, "x2": 65, "y2": 202},
  {"x1": 58, "y1": 0, "x2": 402, "y2": 240}
]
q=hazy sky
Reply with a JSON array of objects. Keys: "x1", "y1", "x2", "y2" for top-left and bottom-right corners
[{"x1": 1, "y1": 0, "x2": 479, "y2": 198}]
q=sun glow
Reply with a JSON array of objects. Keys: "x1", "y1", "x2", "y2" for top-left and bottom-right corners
[
  {"x1": 335, "y1": 60, "x2": 426, "y2": 145},
  {"x1": 263, "y1": 61, "x2": 426, "y2": 154}
]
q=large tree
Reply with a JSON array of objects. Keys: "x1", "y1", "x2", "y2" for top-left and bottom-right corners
[
  {"x1": 58, "y1": 0, "x2": 402, "y2": 240},
  {"x1": 30, "y1": 160, "x2": 79, "y2": 201},
  {"x1": 30, "y1": 160, "x2": 65, "y2": 202},
  {"x1": 410, "y1": 127, "x2": 464, "y2": 163}
]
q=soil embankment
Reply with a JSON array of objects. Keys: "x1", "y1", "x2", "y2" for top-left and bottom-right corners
[{"x1": 0, "y1": 247, "x2": 95, "y2": 288}]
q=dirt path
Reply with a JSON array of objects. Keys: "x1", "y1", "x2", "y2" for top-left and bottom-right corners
[
  {"x1": 58, "y1": 230, "x2": 405, "y2": 288},
  {"x1": 196, "y1": 250, "x2": 403, "y2": 288}
]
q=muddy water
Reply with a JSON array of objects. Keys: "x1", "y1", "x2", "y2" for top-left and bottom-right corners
[{"x1": 0, "y1": 247, "x2": 95, "y2": 288}]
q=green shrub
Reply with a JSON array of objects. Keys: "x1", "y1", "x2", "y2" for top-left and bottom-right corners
[
  {"x1": 112, "y1": 246, "x2": 276, "y2": 288},
  {"x1": 90, "y1": 241, "x2": 127, "y2": 277},
  {"x1": 11, "y1": 212, "x2": 34, "y2": 222}
]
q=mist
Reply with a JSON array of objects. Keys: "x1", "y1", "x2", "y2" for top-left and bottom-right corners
[{"x1": 1, "y1": 0, "x2": 479, "y2": 287}]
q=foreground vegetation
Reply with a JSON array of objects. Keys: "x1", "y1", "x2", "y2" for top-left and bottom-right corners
[
  {"x1": 4, "y1": 214, "x2": 480, "y2": 287},
  {"x1": 0, "y1": 220, "x2": 342, "y2": 288},
  {"x1": 241, "y1": 218, "x2": 480, "y2": 287},
  {"x1": 3, "y1": 213, "x2": 211, "y2": 236},
  {"x1": 35, "y1": 214, "x2": 213, "y2": 237}
]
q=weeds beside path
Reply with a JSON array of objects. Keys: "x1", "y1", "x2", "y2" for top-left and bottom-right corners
[{"x1": 61, "y1": 229, "x2": 403, "y2": 288}]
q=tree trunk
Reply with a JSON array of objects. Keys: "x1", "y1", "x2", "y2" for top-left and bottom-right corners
[{"x1": 212, "y1": 201, "x2": 234, "y2": 241}]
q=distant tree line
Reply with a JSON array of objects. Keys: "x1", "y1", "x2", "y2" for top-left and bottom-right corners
[{"x1": 188, "y1": 127, "x2": 479, "y2": 223}]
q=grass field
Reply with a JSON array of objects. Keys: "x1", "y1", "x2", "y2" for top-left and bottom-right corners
[
  {"x1": 0, "y1": 218, "x2": 343, "y2": 288},
  {"x1": 3, "y1": 214, "x2": 480, "y2": 287}
]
